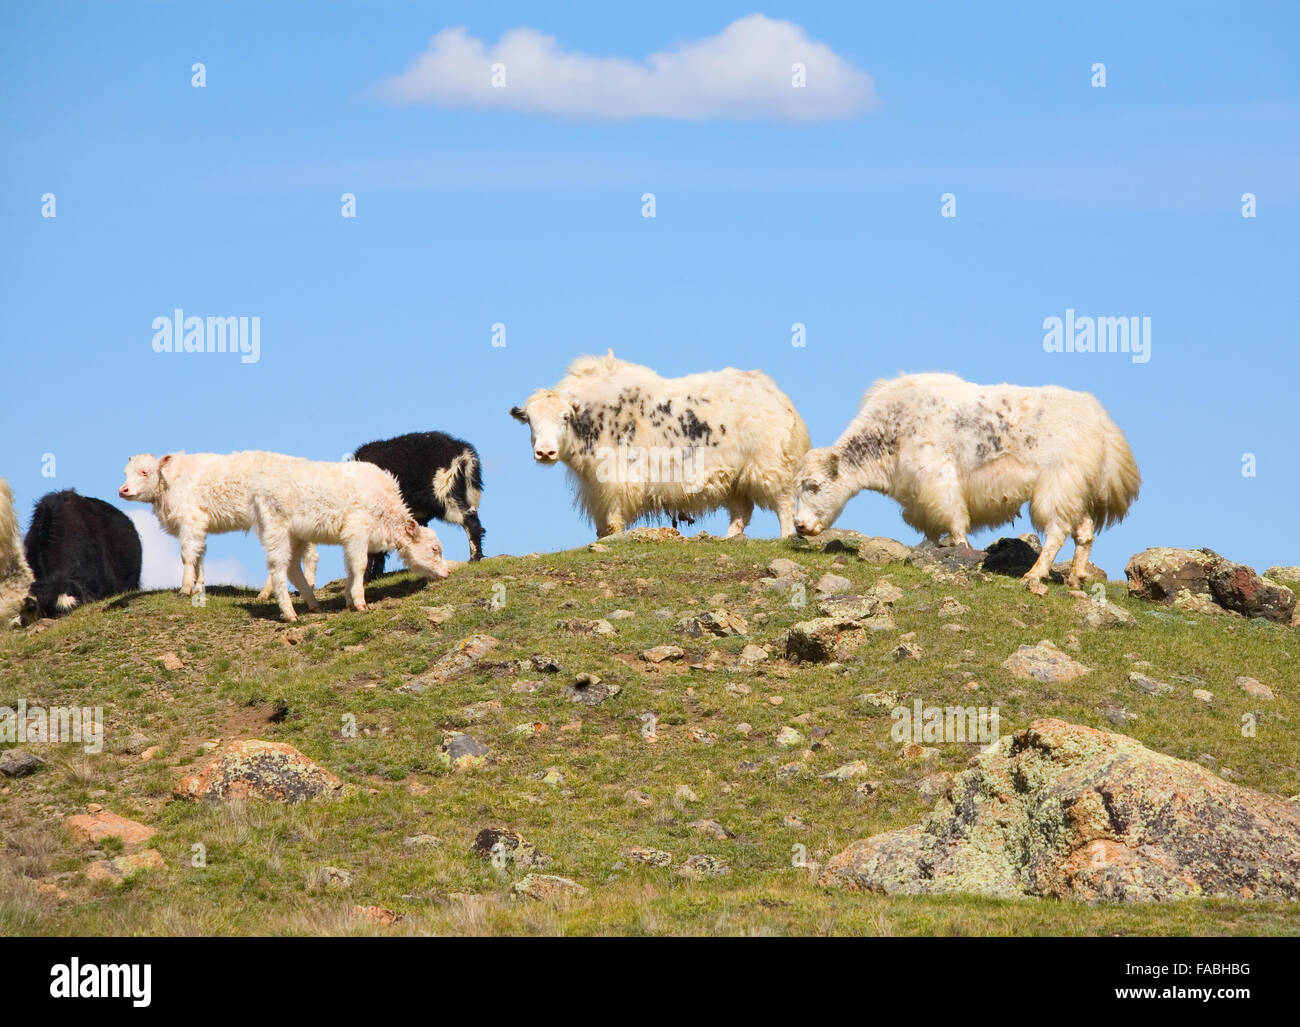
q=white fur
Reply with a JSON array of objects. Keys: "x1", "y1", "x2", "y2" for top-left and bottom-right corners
[
  {"x1": 793, "y1": 372, "x2": 1141, "y2": 591},
  {"x1": 514, "y1": 350, "x2": 810, "y2": 537},
  {"x1": 120, "y1": 451, "x2": 319, "y2": 599},
  {"x1": 0, "y1": 478, "x2": 34, "y2": 627},
  {"x1": 245, "y1": 455, "x2": 450, "y2": 621}
]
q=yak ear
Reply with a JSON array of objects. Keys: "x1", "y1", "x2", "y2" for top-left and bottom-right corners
[
  {"x1": 405, "y1": 518, "x2": 420, "y2": 539},
  {"x1": 509, "y1": 405, "x2": 528, "y2": 424},
  {"x1": 156, "y1": 453, "x2": 174, "y2": 485},
  {"x1": 824, "y1": 451, "x2": 841, "y2": 480}
]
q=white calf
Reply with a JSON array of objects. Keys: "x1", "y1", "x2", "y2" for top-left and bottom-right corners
[
  {"x1": 793, "y1": 373, "x2": 1141, "y2": 592},
  {"x1": 120, "y1": 451, "x2": 319, "y2": 599},
  {"x1": 245, "y1": 456, "x2": 450, "y2": 621}
]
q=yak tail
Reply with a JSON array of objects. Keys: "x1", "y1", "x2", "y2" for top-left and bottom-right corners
[{"x1": 1091, "y1": 415, "x2": 1141, "y2": 529}]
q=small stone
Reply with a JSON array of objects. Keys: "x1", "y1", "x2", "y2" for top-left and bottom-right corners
[
  {"x1": 676, "y1": 854, "x2": 731, "y2": 879},
  {"x1": 784, "y1": 813, "x2": 807, "y2": 829},
  {"x1": 160, "y1": 651, "x2": 184, "y2": 671},
  {"x1": 557, "y1": 617, "x2": 615, "y2": 637},
  {"x1": 620, "y1": 846, "x2": 672, "y2": 867},
  {"x1": 821, "y1": 760, "x2": 872, "y2": 781},
  {"x1": 893, "y1": 641, "x2": 924, "y2": 662},
  {"x1": 1192, "y1": 689, "x2": 1214, "y2": 703},
  {"x1": 607, "y1": 609, "x2": 635, "y2": 621},
  {"x1": 403, "y1": 834, "x2": 441, "y2": 848},
  {"x1": 815, "y1": 573, "x2": 853, "y2": 595},
  {"x1": 688, "y1": 819, "x2": 732, "y2": 840},
  {"x1": 311, "y1": 866, "x2": 353, "y2": 890},
  {"x1": 1129, "y1": 671, "x2": 1174, "y2": 697},
  {"x1": 688, "y1": 728, "x2": 717, "y2": 745},
  {"x1": 767, "y1": 558, "x2": 807, "y2": 581},
  {"x1": 938, "y1": 597, "x2": 969, "y2": 618},
  {"x1": 1236, "y1": 676, "x2": 1275, "y2": 701},
  {"x1": 424, "y1": 604, "x2": 456, "y2": 625},
  {"x1": 511, "y1": 874, "x2": 588, "y2": 901},
  {"x1": 352, "y1": 905, "x2": 400, "y2": 925},
  {"x1": 0, "y1": 750, "x2": 45, "y2": 777},
  {"x1": 564, "y1": 673, "x2": 621, "y2": 706},
  {"x1": 86, "y1": 849, "x2": 165, "y2": 885},
  {"x1": 776, "y1": 726, "x2": 804, "y2": 748},
  {"x1": 642, "y1": 645, "x2": 685, "y2": 664},
  {"x1": 438, "y1": 731, "x2": 490, "y2": 770},
  {"x1": 1001, "y1": 641, "x2": 1091, "y2": 683}
]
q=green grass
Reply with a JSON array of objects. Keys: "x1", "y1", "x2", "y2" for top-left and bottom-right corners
[{"x1": 2, "y1": 534, "x2": 1298, "y2": 936}]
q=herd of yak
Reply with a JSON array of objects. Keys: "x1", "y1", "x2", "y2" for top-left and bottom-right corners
[{"x1": 1, "y1": 353, "x2": 1141, "y2": 626}]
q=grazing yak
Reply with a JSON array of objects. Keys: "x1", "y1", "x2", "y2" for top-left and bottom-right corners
[
  {"x1": 1, "y1": 479, "x2": 34, "y2": 626},
  {"x1": 511, "y1": 351, "x2": 810, "y2": 537},
  {"x1": 792, "y1": 373, "x2": 1140, "y2": 593},
  {"x1": 23, "y1": 490, "x2": 142, "y2": 617},
  {"x1": 120, "y1": 451, "x2": 319, "y2": 599},
  {"x1": 245, "y1": 455, "x2": 450, "y2": 621},
  {"x1": 353, "y1": 431, "x2": 485, "y2": 578}
]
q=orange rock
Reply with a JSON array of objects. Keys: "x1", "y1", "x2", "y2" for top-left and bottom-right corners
[
  {"x1": 352, "y1": 904, "x2": 400, "y2": 925},
  {"x1": 173, "y1": 739, "x2": 343, "y2": 804},
  {"x1": 64, "y1": 810, "x2": 156, "y2": 850},
  {"x1": 86, "y1": 849, "x2": 166, "y2": 885}
]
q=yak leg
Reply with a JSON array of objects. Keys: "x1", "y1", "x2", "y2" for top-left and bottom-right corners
[
  {"x1": 343, "y1": 536, "x2": 370, "y2": 611},
  {"x1": 725, "y1": 495, "x2": 753, "y2": 539},
  {"x1": 1067, "y1": 516, "x2": 1096, "y2": 588},
  {"x1": 286, "y1": 538, "x2": 320, "y2": 612},
  {"x1": 1022, "y1": 521, "x2": 1070, "y2": 595}
]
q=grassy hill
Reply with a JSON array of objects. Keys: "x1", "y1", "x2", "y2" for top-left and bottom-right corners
[{"x1": 2, "y1": 533, "x2": 1298, "y2": 936}]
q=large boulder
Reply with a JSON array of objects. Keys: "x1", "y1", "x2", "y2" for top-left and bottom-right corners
[
  {"x1": 786, "y1": 617, "x2": 867, "y2": 663},
  {"x1": 174, "y1": 740, "x2": 343, "y2": 803},
  {"x1": 820, "y1": 719, "x2": 1300, "y2": 902},
  {"x1": 1126, "y1": 548, "x2": 1295, "y2": 624}
]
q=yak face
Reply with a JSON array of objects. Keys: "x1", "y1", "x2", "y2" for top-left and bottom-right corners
[
  {"x1": 119, "y1": 454, "x2": 164, "y2": 502},
  {"x1": 400, "y1": 519, "x2": 450, "y2": 580},
  {"x1": 792, "y1": 448, "x2": 851, "y2": 537},
  {"x1": 511, "y1": 390, "x2": 573, "y2": 465}
]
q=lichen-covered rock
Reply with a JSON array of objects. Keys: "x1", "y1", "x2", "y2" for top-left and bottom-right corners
[
  {"x1": 1208, "y1": 560, "x2": 1295, "y2": 623},
  {"x1": 511, "y1": 874, "x2": 589, "y2": 901},
  {"x1": 472, "y1": 828, "x2": 549, "y2": 870},
  {"x1": 676, "y1": 854, "x2": 731, "y2": 879},
  {"x1": 677, "y1": 609, "x2": 748, "y2": 637},
  {"x1": 414, "y1": 634, "x2": 499, "y2": 687},
  {"x1": 173, "y1": 740, "x2": 343, "y2": 803},
  {"x1": 1082, "y1": 597, "x2": 1136, "y2": 629},
  {"x1": 907, "y1": 540, "x2": 987, "y2": 584},
  {"x1": 857, "y1": 537, "x2": 912, "y2": 565},
  {"x1": 1265, "y1": 566, "x2": 1300, "y2": 587},
  {"x1": 438, "y1": 731, "x2": 490, "y2": 770},
  {"x1": 1126, "y1": 548, "x2": 1295, "y2": 624},
  {"x1": 1126, "y1": 548, "x2": 1220, "y2": 601},
  {"x1": 1236, "y1": 676, "x2": 1275, "y2": 701},
  {"x1": 602, "y1": 526, "x2": 684, "y2": 544},
  {"x1": 820, "y1": 718, "x2": 1300, "y2": 902},
  {"x1": 620, "y1": 845, "x2": 673, "y2": 867},
  {"x1": 556, "y1": 617, "x2": 616, "y2": 637},
  {"x1": 1001, "y1": 640, "x2": 1091, "y2": 683},
  {"x1": 786, "y1": 617, "x2": 866, "y2": 663}
]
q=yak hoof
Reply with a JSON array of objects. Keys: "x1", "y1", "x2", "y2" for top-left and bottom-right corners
[{"x1": 1022, "y1": 576, "x2": 1049, "y2": 597}]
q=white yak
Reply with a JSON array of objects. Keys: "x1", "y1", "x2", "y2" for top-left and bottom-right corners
[
  {"x1": 245, "y1": 455, "x2": 450, "y2": 621},
  {"x1": 511, "y1": 351, "x2": 810, "y2": 537},
  {"x1": 120, "y1": 451, "x2": 319, "y2": 599},
  {"x1": 0, "y1": 478, "x2": 34, "y2": 627},
  {"x1": 792, "y1": 373, "x2": 1141, "y2": 592}
]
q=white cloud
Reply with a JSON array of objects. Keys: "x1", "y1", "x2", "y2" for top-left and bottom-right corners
[
  {"x1": 378, "y1": 14, "x2": 876, "y2": 121},
  {"x1": 127, "y1": 511, "x2": 258, "y2": 590}
]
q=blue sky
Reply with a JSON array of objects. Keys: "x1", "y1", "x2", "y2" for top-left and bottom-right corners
[{"x1": 2, "y1": 2, "x2": 1297, "y2": 587}]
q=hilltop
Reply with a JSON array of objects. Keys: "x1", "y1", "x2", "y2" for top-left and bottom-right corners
[{"x1": 2, "y1": 530, "x2": 1298, "y2": 936}]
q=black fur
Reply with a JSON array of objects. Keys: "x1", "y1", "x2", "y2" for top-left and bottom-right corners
[
  {"x1": 353, "y1": 431, "x2": 485, "y2": 579},
  {"x1": 23, "y1": 490, "x2": 141, "y2": 618}
]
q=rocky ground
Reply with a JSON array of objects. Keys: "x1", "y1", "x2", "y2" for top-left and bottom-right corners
[{"x1": 1, "y1": 529, "x2": 1297, "y2": 936}]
